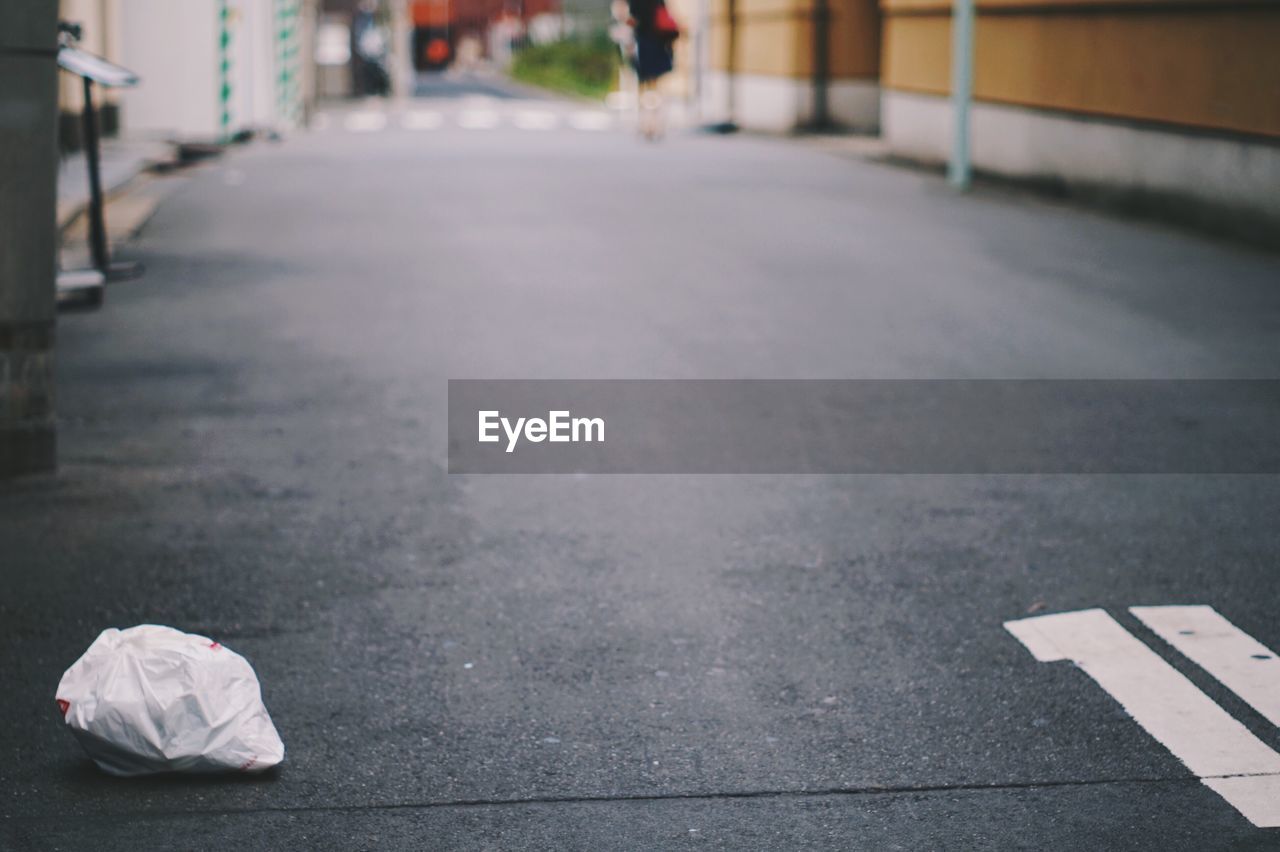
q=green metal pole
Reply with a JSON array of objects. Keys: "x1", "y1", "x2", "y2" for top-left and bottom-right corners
[
  {"x1": 219, "y1": 0, "x2": 232, "y2": 143},
  {"x1": 277, "y1": 0, "x2": 301, "y2": 127},
  {"x1": 275, "y1": 0, "x2": 287, "y2": 125},
  {"x1": 948, "y1": 0, "x2": 974, "y2": 190}
]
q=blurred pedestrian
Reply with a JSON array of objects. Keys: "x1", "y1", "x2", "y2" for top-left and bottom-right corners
[
  {"x1": 626, "y1": 0, "x2": 679, "y2": 140},
  {"x1": 351, "y1": 0, "x2": 390, "y2": 97},
  {"x1": 610, "y1": 1, "x2": 637, "y2": 94}
]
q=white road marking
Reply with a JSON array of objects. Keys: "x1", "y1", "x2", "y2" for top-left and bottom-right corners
[
  {"x1": 401, "y1": 110, "x2": 443, "y2": 130},
  {"x1": 512, "y1": 110, "x2": 558, "y2": 131},
  {"x1": 1204, "y1": 775, "x2": 1280, "y2": 827},
  {"x1": 605, "y1": 91, "x2": 635, "y2": 110},
  {"x1": 568, "y1": 111, "x2": 612, "y2": 131},
  {"x1": 458, "y1": 110, "x2": 500, "y2": 130},
  {"x1": 1132, "y1": 605, "x2": 1280, "y2": 728},
  {"x1": 1006, "y1": 608, "x2": 1280, "y2": 828},
  {"x1": 344, "y1": 111, "x2": 387, "y2": 132}
]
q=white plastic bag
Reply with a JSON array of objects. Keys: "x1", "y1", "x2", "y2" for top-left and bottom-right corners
[{"x1": 55, "y1": 625, "x2": 285, "y2": 776}]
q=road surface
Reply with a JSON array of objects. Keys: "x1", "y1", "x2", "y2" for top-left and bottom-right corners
[{"x1": 4, "y1": 73, "x2": 1280, "y2": 850}]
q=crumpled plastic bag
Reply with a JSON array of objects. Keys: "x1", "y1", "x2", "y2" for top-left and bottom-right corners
[{"x1": 55, "y1": 624, "x2": 285, "y2": 776}]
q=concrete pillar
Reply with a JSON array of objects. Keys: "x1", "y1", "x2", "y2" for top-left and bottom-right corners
[
  {"x1": 388, "y1": 0, "x2": 414, "y2": 102},
  {"x1": 0, "y1": 3, "x2": 59, "y2": 478}
]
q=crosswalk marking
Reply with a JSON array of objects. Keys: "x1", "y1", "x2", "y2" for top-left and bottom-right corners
[
  {"x1": 320, "y1": 107, "x2": 623, "y2": 135},
  {"x1": 1132, "y1": 606, "x2": 1280, "y2": 728},
  {"x1": 568, "y1": 111, "x2": 612, "y2": 131},
  {"x1": 401, "y1": 110, "x2": 443, "y2": 130},
  {"x1": 1006, "y1": 607, "x2": 1280, "y2": 828},
  {"x1": 344, "y1": 111, "x2": 387, "y2": 132},
  {"x1": 458, "y1": 110, "x2": 501, "y2": 130},
  {"x1": 605, "y1": 91, "x2": 635, "y2": 110},
  {"x1": 512, "y1": 110, "x2": 558, "y2": 131}
]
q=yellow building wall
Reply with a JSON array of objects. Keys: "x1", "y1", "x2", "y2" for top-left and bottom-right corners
[
  {"x1": 58, "y1": 0, "x2": 124, "y2": 112},
  {"x1": 880, "y1": 0, "x2": 1280, "y2": 139},
  {"x1": 709, "y1": 0, "x2": 880, "y2": 80}
]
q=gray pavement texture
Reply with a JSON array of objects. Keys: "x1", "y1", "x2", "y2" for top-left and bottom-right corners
[
  {"x1": 412, "y1": 70, "x2": 527, "y2": 99},
  {"x1": 5, "y1": 74, "x2": 1280, "y2": 851},
  {"x1": 56, "y1": 138, "x2": 169, "y2": 219}
]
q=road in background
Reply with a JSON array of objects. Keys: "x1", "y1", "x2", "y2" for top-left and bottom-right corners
[
  {"x1": 412, "y1": 68, "x2": 537, "y2": 100},
  {"x1": 4, "y1": 79, "x2": 1280, "y2": 849}
]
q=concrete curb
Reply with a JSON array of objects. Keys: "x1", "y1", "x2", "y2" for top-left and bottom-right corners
[{"x1": 56, "y1": 140, "x2": 173, "y2": 233}]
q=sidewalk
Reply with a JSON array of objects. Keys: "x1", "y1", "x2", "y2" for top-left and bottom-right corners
[{"x1": 56, "y1": 137, "x2": 171, "y2": 230}]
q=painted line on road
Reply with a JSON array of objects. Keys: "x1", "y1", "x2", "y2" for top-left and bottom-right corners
[
  {"x1": 344, "y1": 111, "x2": 387, "y2": 132},
  {"x1": 513, "y1": 110, "x2": 559, "y2": 131},
  {"x1": 458, "y1": 110, "x2": 501, "y2": 130},
  {"x1": 568, "y1": 111, "x2": 613, "y2": 131},
  {"x1": 1006, "y1": 608, "x2": 1280, "y2": 827},
  {"x1": 401, "y1": 110, "x2": 443, "y2": 130},
  {"x1": 605, "y1": 91, "x2": 635, "y2": 110},
  {"x1": 1132, "y1": 605, "x2": 1280, "y2": 728}
]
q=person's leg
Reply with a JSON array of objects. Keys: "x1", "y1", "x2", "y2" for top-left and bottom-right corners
[
  {"x1": 640, "y1": 81, "x2": 664, "y2": 141},
  {"x1": 651, "y1": 82, "x2": 665, "y2": 140},
  {"x1": 638, "y1": 81, "x2": 656, "y2": 139},
  {"x1": 636, "y1": 80, "x2": 646, "y2": 137}
]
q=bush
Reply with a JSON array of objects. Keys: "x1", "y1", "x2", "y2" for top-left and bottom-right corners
[{"x1": 510, "y1": 35, "x2": 620, "y2": 100}]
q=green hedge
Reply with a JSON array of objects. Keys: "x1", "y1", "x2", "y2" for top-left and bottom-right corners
[{"x1": 510, "y1": 36, "x2": 620, "y2": 100}]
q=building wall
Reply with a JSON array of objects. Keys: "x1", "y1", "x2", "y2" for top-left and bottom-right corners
[
  {"x1": 57, "y1": 0, "x2": 124, "y2": 148},
  {"x1": 59, "y1": 0, "x2": 119, "y2": 113},
  {"x1": 881, "y1": 0, "x2": 1280, "y2": 139},
  {"x1": 879, "y1": 0, "x2": 1280, "y2": 233},
  {"x1": 1, "y1": 1, "x2": 60, "y2": 476},
  {"x1": 700, "y1": 0, "x2": 881, "y2": 130},
  {"x1": 114, "y1": 0, "x2": 221, "y2": 139},
  {"x1": 59, "y1": 0, "x2": 315, "y2": 143}
]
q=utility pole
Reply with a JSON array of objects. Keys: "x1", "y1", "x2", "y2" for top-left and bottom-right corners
[
  {"x1": 0, "y1": 2, "x2": 59, "y2": 477},
  {"x1": 709, "y1": 0, "x2": 739, "y2": 133},
  {"x1": 948, "y1": 0, "x2": 974, "y2": 190},
  {"x1": 809, "y1": 0, "x2": 831, "y2": 130}
]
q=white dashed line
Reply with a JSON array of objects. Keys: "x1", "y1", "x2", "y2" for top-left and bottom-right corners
[
  {"x1": 512, "y1": 110, "x2": 558, "y2": 131},
  {"x1": 334, "y1": 104, "x2": 617, "y2": 134},
  {"x1": 568, "y1": 111, "x2": 612, "y2": 131},
  {"x1": 458, "y1": 110, "x2": 501, "y2": 130},
  {"x1": 401, "y1": 110, "x2": 443, "y2": 130},
  {"x1": 344, "y1": 111, "x2": 387, "y2": 132},
  {"x1": 1132, "y1": 605, "x2": 1280, "y2": 728},
  {"x1": 605, "y1": 91, "x2": 635, "y2": 110},
  {"x1": 1007, "y1": 607, "x2": 1280, "y2": 828}
]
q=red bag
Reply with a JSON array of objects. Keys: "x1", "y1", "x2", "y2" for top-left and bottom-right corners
[{"x1": 653, "y1": 5, "x2": 680, "y2": 39}]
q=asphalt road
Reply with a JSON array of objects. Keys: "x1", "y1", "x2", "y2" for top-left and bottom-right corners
[{"x1": 4, "y1": 73, "x2": 1280, "y2": 850}]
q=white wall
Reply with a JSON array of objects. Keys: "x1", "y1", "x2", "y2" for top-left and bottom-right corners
[
  {"x1": 701, "y1": 71, "x2": 879, "y2": 133},
  {"x1": 231, "y1": 0, "x2": 281, "y2": 131},
  {"x1": 116, "y1": 0, "x2": 220, "y2": 139},
  {"x1": 115, "y1": 0, "x2": 299, "y2": 141},
  {"x1": 883, "y1": 89, "x2": 1280, "y2": 229}
]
